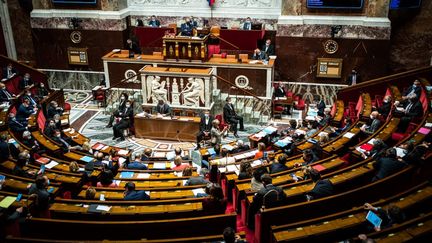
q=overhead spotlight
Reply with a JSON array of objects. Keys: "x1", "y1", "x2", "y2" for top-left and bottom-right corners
[
  {"x1": 330, "y1": 25, "x2": 342, "y2": 38},
  {"x1": 70, "y1": 17, "x2": 82, "y2": 29}
]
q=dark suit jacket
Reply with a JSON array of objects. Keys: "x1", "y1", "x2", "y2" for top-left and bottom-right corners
[
  {"x1": 270, "y1": 163, "x2": 289, "y2": 174},
  {"x1": 0, "y1": 141, "x2": 10, "y2": 162},
  {"x1": 308, "y1": 179, "x2": 334, "y2": 200},
  {"x1": 253, "y1": 184, "x2": 287, "y2": 210},
  {"x1": 153, "y1": 104, "x2": 171, "y2": 115},
  {"x1": 403, "y1": 85, "x2": 422, "y2": 98},
  {"x1": 373, "y1": 157, "x2": 406, "y2": 180},
  {"x1": 346, "y1": 73, "x2": 361, "y2": 85},
  {"x1": 262, "y1": 44, "x2": 275, "y2": 56},
  {"x1": 223, "y1": 103, "x2": 237, "y2": 122},
  {"x1": 180, "y1": 22, "x2": 193, "y2": 36},
  {"x1": 364, "y1": 118, "x2": 381, "y2": 135},
  {"x1": 199, "y1": 115, "x2": 213, "y2": 132},
  {"x1": 16, "y1": 104, "x2": 33, "y2": 122},
  {"x1": 19, "y1": 78, "x2": 33, "y2": 90},
  {"x1": 317, "y1": 100, "x2": 325, "y2": 117},
  {"x1": 0, "y1": 89, "x2": 13, "y2": 102},
  {"x1": 2, "y1": 67, "x2": 18, "y2": 79},
  {"x1": 126, "y1": 41, "x2": 141, "y2": 54},
  {"x1": 403, "y1": 101, "x2": 423, "y2": 119},
  {"x1": 52, "y1": 136, "x2": 71, "y2": 151},
  {"x1": 242, "y1": 22, "x2": 252, "y2": 30},
  {"x1": 47, "y1": 106, "x2": 63, "y2": 119},
  {"x1": 116, "y1": 107, "x2": 133, "y2": 127},
  {"x1": 148, "y1": 19, "x2": 160, "y2": 27},
  {"x1": 274, "y1": 87, "x2": 285, "y2": 97},
  {"x1": 124, "y1": 190, "x2": 150, "y2": 200},
  {"x1": 377, "y1": 102, "x2": 392, "y2": 117},
  {"x1": 8, "y1": 118, "x2": 27, "y2": 133},
  {"x1": 22, "y1": 95, "x2": 37, "y2": 108}
]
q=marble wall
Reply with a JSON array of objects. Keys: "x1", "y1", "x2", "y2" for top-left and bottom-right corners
[
  {"x1": 389, "y1": 0, "x2": 432, "y2": 72},
  {"x1": 32, "y1": 0, "x2": 127, "y2": 11}
]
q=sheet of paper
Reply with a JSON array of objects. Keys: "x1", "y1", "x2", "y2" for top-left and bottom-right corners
[
  {"x1": 226, "y1": 164, "x2": 238, "y2": 172},
  {"x1": 343, "y1": 132, "x2": 355, "y2": 139},
  {"x1": 153, "y1": 162, "x2": 166, "y2": 169},
  {"x1": 218, "y1": 167, "x2": 227, "y2": 173},
  {"x1": 137, "y1": 173, "x2": 151, "y2": 179},
  {"x1": 192, "y1": 188, "x2": 205, "y2": 196},
  {"x1": 368, "y1": 138, "x2": 377, "y2": 145},
  {"x1": 96, "y1": 205, "x2": 112, "y2": 212},
  {"x1": 251, "y1": 160, "x2": 262, "y2": 167},
  {"x1": 425, "y1": 123, "x2": 432, "y2": 128},
  {"x1": 222, "y1": 144, "x2": 234, "y2": 151},
  {"x1": 0, "y1": 196, "x2": 16, "y2": 208},
  {"x1": 395, "y1": 147, "x2": 407, "y2": 158},
  {"x1": 117, "y1": 150, "x2": 129, "y2": 156},
  {"x1": 45, "y1": 161, "x2": 59, "y2": 169}
]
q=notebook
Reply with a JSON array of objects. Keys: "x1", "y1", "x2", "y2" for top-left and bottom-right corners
[
  {"x1": 0, "y1": 196, "x2": 16, "y2": 208},
  {"x1": 366, "y1": 210, "x2": 382, "y2": 228},
  {"x1": 120, "y1": 172, "x2": 134, "y2": 179}
]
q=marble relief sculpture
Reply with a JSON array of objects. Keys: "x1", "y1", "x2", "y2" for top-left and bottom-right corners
[
  {"x1": 181, "y1": 78, "x2": 204, "y2": 107},
  {"x1": 148, "y1": 76, "x2": 168, "y2": 103}
]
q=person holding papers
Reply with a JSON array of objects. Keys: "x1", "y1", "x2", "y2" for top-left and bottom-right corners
[
  {"x1": 363, "y1": 202, "x2": 405, "y2": 231},
  {"x1": 329, "y1": 117, "x2": 352, "y2": 138},
  {"x1": 124, "y1": 182, "x2": 150, "y2": 200},
  {"x1": 372, "y1": 148, "x2": 407, "y2": 182}
]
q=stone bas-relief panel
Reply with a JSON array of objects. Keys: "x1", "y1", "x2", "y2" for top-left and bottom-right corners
[{"x1": 128, "y1": 0, "x2": 279, "y2": 8}]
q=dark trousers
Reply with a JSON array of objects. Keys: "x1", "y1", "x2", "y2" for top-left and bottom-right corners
[
  {"x1": 398, "y1": 116, "x2": 413, "y2": 133},
  {"x1": 196, "y1": 131, "x2": 210, "y2": 145},
  {"x1": 227, "y1": 115, "x2": 244, "y2": 132},
  {"x1": 107, "y1": 110, "x2": 120, "y2": 126},
  {"x1": 113, "y1": 120, "x2": 129, "y2": 138}
]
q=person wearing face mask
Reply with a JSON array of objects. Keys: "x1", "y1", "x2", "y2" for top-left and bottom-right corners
[
  {"x1": 44, "y1": 119, "x2": 58, "y2": 138},
  {"x1": 196, "y1": 110, "x2": 214, "y2": 149},
  {"x1": 12, "y1": 151, "x2": 36, "y2": 178},
  {"x1": 35, "y1": 82, "x2": 49, "y2": 100},
  {"x1": 252, "y1": 48, "x2": 266, "y2": 61},
  {"x1": 153, "y1": 99, "x2": 172, "y2": 117},
  {"x1": 223, "y1": 97, "x2": 245, "y2": 138},
  {"x1": 397, "y1": 94, "x2": 423, "y2": 132},
  {"x1": 181, "y1": 17, "x2": 194, "y2": 36},
  {"x1": 22, "y1": 130, "x2": 41, "y2": 153},
  {"x1": 148, "y1": 15, "x2": 160, "y2": 27},
  {"x1": 19, "y1": 73, "x2": 33, "y2": 90},
  {"x1": 261, "y1": 39, "x2": 275, "y2": 56},
  {"x1": 47, "y1": 101, "x2": 63, "y2": 119},
  {"x1": 360, "y1": 111, "x2": 381, "y2": 135},
  {"x1": 53, "y1": 114, "x2": 62, "y2": 129},
  {"x1": 0, "y1": 82, "x2": 15, "y2": 103},
  {"x1": 16, "y1": 99, "x2": 36, "y2": 122},
  {"x1": 28, "y1": 175, "x2": 52, "y2": 217},
  {"x1": 22, "y1": 89, "x2": 38, "y2": 109},
  {"x1": 113, "y1": 100, "x2": 133, "y2": 141},
  {"x1": 106, "y1": 93, "x2": 128, "y2": 128},
  {"x1": 52, "y1": 130, "x2": 73, "y2": 152},
  {"x1": 401, "y1": 80, "x2": 422, "y2": 101},
  {"x1": 242, "y1": 17, "x2": 252, "y2": 30},
  {"x1": 374, "y1": 95, "x2": 392, "y2": 118},
  {"x1": 8, "y1": 112, "x2": 28, "y2": 133},
  {"x1": 1, "y1": 63, "x2": 18, "y2": 81}
]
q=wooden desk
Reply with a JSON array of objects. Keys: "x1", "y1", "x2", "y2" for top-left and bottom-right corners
[{"x1": 134, "y1": 116, "x2": 200, "y2": 142}]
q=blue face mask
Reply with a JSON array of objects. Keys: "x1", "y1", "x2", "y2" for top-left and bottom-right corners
[{"x1": 47, "y1": 179, "x2": 50, "y2": 186}]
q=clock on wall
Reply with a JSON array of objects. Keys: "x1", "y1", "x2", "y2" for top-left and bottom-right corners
[{"x1": 323, "y1": 39, "x2": 339, "y2": 54}]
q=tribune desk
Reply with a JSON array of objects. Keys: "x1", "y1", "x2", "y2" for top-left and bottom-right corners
[{"x1": 134, "y1": 115, "x2": 200, "y2": 142}]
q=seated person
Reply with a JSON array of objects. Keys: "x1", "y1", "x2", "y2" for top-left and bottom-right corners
[
  {"x1": 125, "y1": 38, "x2": 141, "y2": 55},
  {"x1": 51, "y1": 129, "x2": 74, "y2": 152},
  {"x1": 242, "y1": 17, "x2": 252, "y2": 30},
  {"x1": 28, "y1": 175, "x2": 51, "y2": 217},
  {"x1": 223, "y1": 97, "x2": 245, "y2": 137},
  {"x1": 254, "y1": 142, "x2": 266, "y2": 159},
  {"x1": 372, "y1": 148, "x2": 407, "y2": 181},
  {"x1": 196, "y1": 110, "x2": 213, "y2": 149},
  {"x1": 35, "y1": 82, "x2": 49, "y2": 100},
  {"x1": 153, "y1": 99, "x2": 171, "y2": 117},
  {"x1": 19, "y1": 73, "x2": 33, "y2": 90},
  {"x1": 112, "y1": 100, "x2": 133, "y2": 141},
  {"x1": 96, "y1": 170, "x2": 118, "y2": 188},
  {"x1": 252, "y1": 48, "x2": 266, "y2": 60},
  {"x1": 274, "y1": 84, "x2": 286, "y2": 98},
  {"x1": 317, "y1": 107, "x2": 332, "y2": 127},
  {"x1": 180, "y1": 17, "x2": 194, "y2": 36},
  {"x1": 202, "y1": 183, "x2": 227, "y2": 215},
  {"x1": 401, "y1": 79, "x2": 422, "y2": 101},
  {"x1": 140, "y1": 148, "x2": 152, "y2": 161},
  {"x1": 329, "y1": 117, "x2": 352, "y2": 137},
  {"x1": 374, "y1": 95, "x2": 392, "y2": 118},
  {"x1": 232, "y1": 140, "x2": 250, "y2": 154},
  {"x1": 126, "y1": 153, "x2": 148, "y2": 170},
  {"x1": 47, "y1": 101, "x2": 63, "y2": 119},
  {"x1": 237, "y1": 161, "x2": 252, "y2": 180},
  {"x1": 44, "y1": 119, "x2": 57, "y2": 138},
  {"x1": 360, "y1": 111, "x2": 381, "y2": 135},
  {"x1": 251, "y1": 167, "x2": 267, "y2": 192},
  {"x1": 305, "y1": 169, "x2": 334, "y2": 201},
  {"x1": 12, "y1": 151, "x2": 38, "y2": 178},
  {"x1": 148, "y1": 15, "x2": 160, "y2": 27},
  {"x1": 401, "y1": 141, "x2": 429, "y2": 166},
  {"x1": 85, "y1": 187, "x2": 97, "y2": 200},
  {"x1": 22, "y1": 89, "x2": 38, "y2": 109},
  {"x1": 16, "y1": 99, "x2": 36, "y2": 122},
  {"x1": 223, "y1": 227, "x2": 247, "y2": 243},
  {"x1": 262, "y1": 39, "x2": 275, "y2": 56},
  {"x1": 251, "y1": 174, "x2": 287, "y2": 215},
  {"x1": 106, "y1": 93, "x2": 128, "y2": 128},
  {"x1": 123, "y1": 182, "x2": 150, "y2": 200},
  {"x1": 296, "y1": 149, "x2": 319, "y2": 167},
  {"x1": 0, "y1": 82, "x2": 14, "y2": 103},
  {"x1": 172, "y1": 155, "x2": 190, "y2": 172},
  {"x1": 360, "y1": 138, "x2": 388, "y2": 160},
  {"x1": 395, "y1": 94, "x2": 423, "y2": 132},
  {"x1": 2, "y1": 63, "x2": 18, "y2": 81},
  {"x1": 363, "y1": 203, "x2": 405, "y2": 231},
  {"x1": 22, "y1": 130, "x2": 44, "y2": 154},
  {"x1": 270, "y1": 153, "x2": 289, "y2": 174},
  {"x1": 8, "y1": 112, "x2": 27, "y2": 133},
  {"x1": 184, "y1": 167, "x2": 209, "y2": 186},
  {"x1": 306, "y1": 121, "x2": 319, "y2": 138}
]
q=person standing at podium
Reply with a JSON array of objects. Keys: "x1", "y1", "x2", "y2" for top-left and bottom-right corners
[
  {"x1": 196, "y1": 110, "x2": 214, "y2": 149},
  {"x1": 223, "y1": 97, "x2": 245, "y2": 138},
  {"x1": 262, "y1": 39, "x2": 275, "y2": 56},
  {"x1": 181, "y1": 17, "x2": 194, "y2": 36},
  {"x1": 148, "y1": 15, "x2": 160, "y2": 27},
  {"x1": 125, "y1": 38, "x2": 141, "y2": 55},
  {"x1": 242, "y1": 17, "x2": 252, "y2": 30},
  {"x1": 153, "y1": 99, "x2": 171, "y2": 117}
]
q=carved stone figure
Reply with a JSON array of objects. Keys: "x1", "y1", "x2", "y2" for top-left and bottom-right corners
[
  {"x1": 148, "y1": 76, "x2": 168, "y2": 103},
  {"x1": 181, "y1": 77, "x2": 204, "y2": 106}
]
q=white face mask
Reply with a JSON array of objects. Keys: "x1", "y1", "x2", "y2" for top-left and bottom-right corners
[
  {"x1": 126, "y1": 105, "x2": 131, "y2": 108},
  {"x1": 56, "y1": 134, "x2": 61, "y2": 138},
  {"x1": 370, "y1": 115, "x2": 374, "y2": 120},
  {"x1": 121, "y1": 97, "x2": 125, "y2": 100}
]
